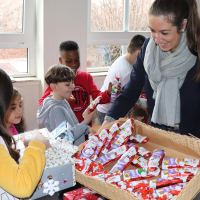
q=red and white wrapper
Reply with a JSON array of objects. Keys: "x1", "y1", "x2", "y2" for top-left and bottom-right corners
[
  {"x1": 147, "y1": 149, "x2": 166, "y2": 171},
  {"x1": 63, "y1": 187, "x2": 108, "y2": 200},
  {"x1": 109, "y1": 145, "x2": 138, "y2": 174},
  {"x1": 137, "y1": 146, "x2": 152, "y2": 158},
  {"x1": 108, "y1": 126, "x2": 134, "y2": 152},
  {"x1": 123, "y1": 167, "x2": 160, "y2": 181},
  {"x1": 110, "y1": 77, "x2": 120, "y2": 102},
  {"x1": 95, "y1": 145, "x2": 129, "y2": 168},
  {"x1": 132, "y1": 155, "x2": 148, "y2": 169},
  {"x1": 92, "y1": 171, "x2": 109, "y2": 181},
  {"x1": 75, "y1": 157, "x2": 103, "y2": 175},
  {"x1": 161, "y1": 168, "x2": 199, "y2": 179},
  {"x1": 119, "y1": 118, "x2": 134, "y2": 131},
  {"x1": 105, "y1": 173, "x2": 121, "y2": 184},
  {"x1": 156, "y1": 183, "x2": 187, "y2": 198},
  {"x1": 126, "y1": 142, "x2": 136, "y2": 148},
  {"x1": 81, "y1": 159, "x2": 92, "y2": 174},
  {"x1": 127, "y1": 180, "x2": 149, "y2": 189},
  {"x1": 75, "y1": 157, "x2": 87, "y2": 171},
  {"x1": 128, "y1": 186, "x2": 158, "y2": 200},
  {"x1": 79, "y1": 134, "x2": 99, "y2": 159},
  {"x1": 162, "y1": 158, "x2": 200, "y2": 169},
  {"x1": 129, "y1": 133, "x2": 149, "y2": 143},
  {"x1": 102, "y1": 122, "x2": 120, "y2": 154},
  {"x1": 82, "y1": 96, "x2": 102, "y2": 118},
  {"x1": 149, "y1": 176, "x2": 193, "y2": 189},
  {"x1": 91, "y1": 128, "x2": 109, "y2": 161}
]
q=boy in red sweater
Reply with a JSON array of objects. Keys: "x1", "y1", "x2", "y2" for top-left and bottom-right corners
[{"x1": 39, "y1": 40, "x2": 112, "y2": 124}]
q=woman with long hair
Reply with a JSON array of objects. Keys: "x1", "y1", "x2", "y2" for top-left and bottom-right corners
[{"x1": 102, "y1": 0, "x2": 200, "y2": 137}]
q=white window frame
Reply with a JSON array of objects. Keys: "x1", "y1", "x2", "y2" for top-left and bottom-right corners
[
  {"x1": 0, "y1": 0, "x2": 36, "y2": 77},
  {"x1": 87, "y1": 0, "x2": 151, "y2": 73}
]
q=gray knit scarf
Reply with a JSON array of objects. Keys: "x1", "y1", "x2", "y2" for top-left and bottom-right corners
[{"x1": 144, "y1": 31, "x2": 197, "y2": 127}]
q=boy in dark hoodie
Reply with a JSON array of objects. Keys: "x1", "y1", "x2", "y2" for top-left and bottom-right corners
[{"x1": 37, "y1": 64, "x2": 96, "y2": 146}]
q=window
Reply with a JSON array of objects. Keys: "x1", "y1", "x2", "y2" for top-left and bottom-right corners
[
  {"x1": 0, "y1": 0, "x2": 35, "y2": 77},
  {"x1": 87, "y1": 0, "x2": 153, "y2": 73}
]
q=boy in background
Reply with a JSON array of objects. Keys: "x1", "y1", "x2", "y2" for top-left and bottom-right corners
[
  {"x1": 126, "y1": 102, "x2": 148, "y2": 123},
  {"x1": 97, "y1": 35, "x2": 146, "y2": 124},
  {"x1": 39, "y1": 41, "x2": 112, "y2": 125},
  {"x1": 37, "y1": 64, "x2": 96, "y2": 146}
]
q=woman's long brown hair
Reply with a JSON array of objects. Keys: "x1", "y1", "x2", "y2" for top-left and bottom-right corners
[
  {"x1": 0, "y1": 69, "x2": 19, "y2": 162},
  {"x1": 149, "y1": 0, "x2": 200, "y2": 82}
]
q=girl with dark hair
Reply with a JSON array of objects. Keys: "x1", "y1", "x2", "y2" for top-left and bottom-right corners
[
  {"x1": 5, "y1": 88, "x2": 26, "y2": 135},
  {"x1": 0, "y1": 69, "x2": 50, "y2": 198},
  {"x1": 102, "y1": 0, "x2": 200, "y2": 137}
]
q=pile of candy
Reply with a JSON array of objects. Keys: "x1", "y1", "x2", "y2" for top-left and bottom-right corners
[{"x1": 75, "y1": 119, "x2": 199, "y2": 200}]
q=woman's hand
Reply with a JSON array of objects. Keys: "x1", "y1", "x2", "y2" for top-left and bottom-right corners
[{"x1": 24, "y1": 132, "x2": 50, "y2": 149}]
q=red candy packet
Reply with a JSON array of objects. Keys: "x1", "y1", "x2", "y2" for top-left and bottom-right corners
[
  {"x1": 129, "y1": 133, "x2": 149, "y2": 143},
  {"x1": 82, "y1": 96, "x2": 102, "y2": 118}
]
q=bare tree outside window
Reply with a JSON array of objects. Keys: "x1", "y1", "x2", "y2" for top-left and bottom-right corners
[
  {"x1": 88, "y1": 0, "x2": 154, "y2": 68},
  {"x1": 129, "y1": 0, "x2": 155, "y2": 31},
  {"x1": 91, "y1": 0, "x2": 124, "y2": 31},
  {"x1": 87, "y1": 45, "x2": 122, "y2": 68},
  {"x1": 0, "y1": 0, "x2": 26, "y2": 74},
  {"x1": 0, "y1": 49, "x2": 27, "y2": 74},
  {"x1": 0, "y1": 0, "x2": 23, "y2": 32}
]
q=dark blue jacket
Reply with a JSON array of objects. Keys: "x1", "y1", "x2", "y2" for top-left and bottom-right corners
[{"x1": 107, "y1": 38, "x2": 200, "y2": 137}]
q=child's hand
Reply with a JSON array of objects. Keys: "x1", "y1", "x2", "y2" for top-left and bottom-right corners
[
  {"x1": 107, "y1": 82, "x2": 113, "y2": 96},
  {"x1": 83, "y1": 107, "x2": 97, "y2": 125},
  {"x1": 24, "y1": 132, "x2": 50, "y2": 149},
  {"x1": 100, "y1": 120, "x2": 110, "y2": 129},
  {"x1": 88, "y1": 127, "x2": 96, "y2": 137}
]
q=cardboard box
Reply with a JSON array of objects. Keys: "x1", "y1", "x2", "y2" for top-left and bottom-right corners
[
  {"x1": 76, "y1": 118, "x2": 200, "y2": 200},
  {"x1": 14, "y1": 128, "x2": 77, "y2": 199},
  {"x1": 63, "y1": 187, "x2": 108, "y2": 200}
]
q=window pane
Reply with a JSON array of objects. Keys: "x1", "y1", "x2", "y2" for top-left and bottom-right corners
[
  {"x1": 87, "y1": 45, "x2": 122, "y2": 68},
  {"x1": 0, "y1": 0, "x2": 23, "y2": 33},
  {"x1": 129, "y1": 0, "x2": 155, "y2": 31},
  {"x1": 0, "y1": 49, "x2": 28, "y2": 74},
  {"x1": 91, "y1": 0, "x2": 124, "y2": 31}
]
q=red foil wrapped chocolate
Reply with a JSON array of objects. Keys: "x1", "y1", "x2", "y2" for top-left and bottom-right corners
[
  {"x1": 129, "y1": 133, "x2": 149, "y2": 143},
  {"x1": 147, "y1": 149, "x2": 166, "y2": 171},
  {"x1": 79, "y1": 134, "x2": 99, "y2": 160},
  {"x1": 95, "y1": 144, "x2": 129, "y2": 168},
  {"x1": 91, "y1": 128, "x2": 109, "y2": 161}
]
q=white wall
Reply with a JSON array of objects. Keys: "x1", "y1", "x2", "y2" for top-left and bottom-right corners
[{"x1": 13, "y1": 79, "x2": 41, "y2": 130}]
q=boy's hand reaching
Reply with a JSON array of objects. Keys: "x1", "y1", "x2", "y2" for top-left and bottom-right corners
[
  {"x1": 107, "y1": 82, "x2": 113, "y2": 96},
  {"x1": 88, "y1": 127, "x2": 96, "y2": 137},
  {"x1": 83, "y1": 107, "x2": 97, "y2": 125}
]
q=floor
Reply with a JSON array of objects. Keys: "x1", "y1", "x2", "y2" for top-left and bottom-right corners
[
  {"x1": 35, "y1": 191, "x2": 200, "y2": 200},
  {"x1": 194, "y1": 192, "x2": 200, "y2": 200},
  {"x1": 35, "y1": 192, "x2": 58, "y2": 200}
]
